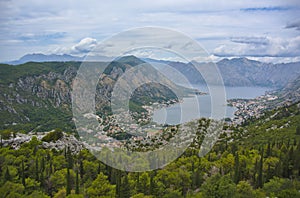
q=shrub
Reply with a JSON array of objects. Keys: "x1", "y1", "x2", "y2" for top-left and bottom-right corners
[{"x1": 42, "y1": 129, "x2": 64, "y2": 142}]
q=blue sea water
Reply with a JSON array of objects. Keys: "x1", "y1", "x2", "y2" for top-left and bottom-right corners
[{"x1": 152, "y1": 85, "x2": 270, "y2": 125}]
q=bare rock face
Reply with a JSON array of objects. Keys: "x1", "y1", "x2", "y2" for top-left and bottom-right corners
[
  {"x1": 41, "y1": 133, "x2": 85, "y2": 154},
  {"x1": 0, "y1": 57, "x2": 180, "y2": 130}
]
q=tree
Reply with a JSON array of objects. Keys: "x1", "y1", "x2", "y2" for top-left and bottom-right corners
[
  {"x1": 87, "y1": 172, "x2": 115, "y2": 197},
  {"x1": 0, "y1": 129, "x2": 12, "y2": 140},
  {"x1": 41, "y1": 129, "x2": 63, "y2": 142},
  {"x1": 50, "y1": 168, "x2": 75, "y2": 193},
  {"x1": 236, "y1": 181, "x2": 255, "y2": 198},
  {"x1": 120, "y1": 173, "x2": 131, "y2": 198},
  {"x1": 25, "y1": 178, "x2": 40, "y2": 195},
  {"x1": 35, "y1": 157, "x2": 39, "y2": 182},
  {"x1": 149, "y1": 171, "x2": 156, "y2": 196},
  {"x1": 266, "y1": 142, "x2": 271, "y2": 157},
  {"x1": 296, "y1": 125, "x2": 300, "y2": 135},
  {"x1": 257, "y1": 148, "x2": 264, "y2": 188},
  {"x1": 234, "y1": 152, "x2": 240, "y2": 184},
  {"x1": 27, "y1": 190, "x2": 50, "y2": 198},
  {"x1": 201, "y1": 174, "x2": 236, "y2": 198},
  {"x1": 75, "y1": 168, "x2": 80, "y2": 194},
  {"x1": 53, "y1": 188, "x2": 66, "y2": 198},
  {"x1": 5, "y1": 166, "x2": 11, "y2": 182},
  {"x1": 0, "y1": 181, "x2": 24, "y2": 198},
  {"x1": 137, "y1": 172, "x2": 149, "y2": 194},
  {"x1": 79, "y1": 159, "x2": 84, "y2": 179},
  {"x1": 263, "y1": 177, "x2": 294, "y2": 197},
  {"x1": 21, "y1": 160, "x2": 26, "y2": 187},
  {"x1": 66, "y1": 168, "x2": 71, "y2": 196}
]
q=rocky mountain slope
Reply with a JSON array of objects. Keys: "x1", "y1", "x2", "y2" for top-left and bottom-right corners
[
  {"x1": 1, "y1": 56, "x2": 299, "y2": 132},
  {"x1": 274, "y1": 74, "x2": 300, "y2": 105},
  {"x1": 217, "y1": 58, "x2": 300, "y2": 87},
  {"x1": 0, "y1": 56, "x2": 184, "y2": 132}
]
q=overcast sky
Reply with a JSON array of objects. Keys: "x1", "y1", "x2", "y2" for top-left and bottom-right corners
[{"x1": 0, "y1": 0, "x2": 300, "y2": 63}]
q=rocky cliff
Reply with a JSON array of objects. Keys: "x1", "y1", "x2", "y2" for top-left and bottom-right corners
[{"x1": 0, "y1": 56, "x2": 182, "y2": 132}]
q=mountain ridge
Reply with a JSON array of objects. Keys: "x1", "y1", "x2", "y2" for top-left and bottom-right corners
[{"x1": 6, "y1": 53, "x2": 85, "y2": 65}]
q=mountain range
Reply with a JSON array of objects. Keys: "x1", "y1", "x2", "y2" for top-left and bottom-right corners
[
  {"x1": 0, "y1": 56, "x2": 191, "y2": 132},
  {"x1": 6, "y1": 53, "x2": 300, "y2": 88},
  {"x1": 6, "y1": 53, "x2": 84, "y2": 65},
  {"x1": 1, "y1": 54, "x2": 300, "y2": 132}
]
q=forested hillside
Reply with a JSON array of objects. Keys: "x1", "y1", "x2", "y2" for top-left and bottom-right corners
[
  {"x1": 1, "y1": 102, "x2": 300, "y2": 197},
  {"x1": 0, "y1": 57, "x2": 184, "y2": 132}
]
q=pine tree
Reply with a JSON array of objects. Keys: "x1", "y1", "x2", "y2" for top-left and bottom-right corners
[
  {"x1": 296, "y1": 140, "x2": 300, "y2": 176},
  {"x1": 40, "y1": 157, "x2": 45, "y2": 188},
  {"x1": 21, "y1": 160, "x2": 25, "y2": 187},
  {"x1": 35, "y1": 157, "x2": 39, "y2": 182},
  {"x1": 5, "y1": 166, "x2": 11, "y2": 181},
  {"x1": 149, "y1": 170, "x2": 156, "y2": 195},
  {"x1": 296, "y1": 125, "x2": 300, "y2": 135},
  {"x1": 116, "y1": 170, "x2": 122, "y2": 198},
  {"x1": 75, "y1": 168, "x2": 80, "y2": 194},
  {"x1": 266, "y1": 142, "x2": 271, "y2": 157},
  {"x1": 49, "y1": 159, "x2": 53, "y2": 176},
  {"x1": 79, "y1": 160, "x2": 84, "y2": 179},
  {"x1": 66, "y1": 147, "x2": 73, "y2": 169},
  {"x1": 257, "y1": 148, "x2": 264, "y2": 188},
  {"x1": 253, "y1": 158, "x2": 258, "y2": 186},
  {"x1": 97, "y1": 162, "x2": 101, "y2": 174},
  {"x1": 234, "y1": 151, "x2": 240, "y2": 184},
  {"x1": 120, "y1": 173, "x2": 131, "y2": 198},
  {"x1": 288, "y1": 146, "x2": 294, "y2": 177},
  {"x1": 191, "y1": 160, "x2": 196, "y2": 189},
  {"x1": 266, "y1": 163, "x2": 271, "y2": 182},
  {"x1": 136, "y1": 172, "x2": 141, "y2": 193},
  {"x1": 66, "y1": 168, "x2": 71, "y2": 196}
]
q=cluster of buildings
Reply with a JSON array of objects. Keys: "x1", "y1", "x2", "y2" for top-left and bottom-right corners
[{"x1": 228, "y1": 94, "x2": 279, "y2": 125}]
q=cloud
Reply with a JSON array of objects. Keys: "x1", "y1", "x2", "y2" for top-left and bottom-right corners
[
  {"x1": 230, "y1": 36, "x2": 269, "y2": 45},
  {"x1": 214, "y1": 36, "x2": 300, "y2": 58},
  {"x1": 52, "y1": 37, "x2": 98, "y2": 55},
  {"x1": 1, "y1": 0, "x2": 300, "y2": 62},
  {"x1": 240, "y1": 6, "x2": 290, "y2": 12},
  {"x1": 71, "y1": 37, "x2": 98, "y2": 53},
  {"x1": 247, "y1": 56, "x2": 300, "y2": 64},
  {"x1": 286, "y1": 20, "x2": 300, "y2": 31},
  {"x1": 17, "y1": 32, "x2": 67, "y2": 43}
]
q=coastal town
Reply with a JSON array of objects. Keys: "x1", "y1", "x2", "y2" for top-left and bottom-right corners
[
  {"x1": 76, "y1": 89, "x2": 289, "y2": 151},
  {"x1": 228, "y1": 93, "x2": 280, "y2": 125}
]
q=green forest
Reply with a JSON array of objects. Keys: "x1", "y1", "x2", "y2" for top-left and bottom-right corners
[{"x1": 1, "y1": 102, "x2": 300, "y2": 198}]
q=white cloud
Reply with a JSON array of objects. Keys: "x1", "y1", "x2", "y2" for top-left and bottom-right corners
[
  {"x1": 71, "y1": 37, "x2": 98, "y2": 54},
  {"x1": 51, "y1": 37, "x2": 98, "y2": 55},
  {"x1": 0, "y1": 0, "x2": 300, "y2": 62},
  {"x1": 213, "y1": 36, "x2": 300, "y2": 58}
]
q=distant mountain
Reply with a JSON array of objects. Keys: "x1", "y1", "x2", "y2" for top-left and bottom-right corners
[
  {"x1": 5, "y1": 53, "x2": 300, "y2": 88},
  {"x1": 143, "y1": 58, "x2": 300, "y2": 88},
  {"x1": 276, "y1": 74, "x2": 300, "y2": 104},
  {"x1": 7, "y1": 53, "x2": 84, "y2": 65},
  {"x1": 217, "y1": 58, "x2": 300, "y2": 87},
  {"x1": 0, "y1": 56, "x2": 191, "y2": 132},
  {"x1": 151, "y1": 58, "x2": 300, "y2": 88}
]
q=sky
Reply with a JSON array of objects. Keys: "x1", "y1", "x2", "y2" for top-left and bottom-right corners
[{"x1": 0, "y1": 0, "x2": 300, "y2": 63}]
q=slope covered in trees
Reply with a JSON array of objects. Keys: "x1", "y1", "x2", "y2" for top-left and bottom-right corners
[{"x1": 0, "y1": 102, "x2": 300, "y2": 197}]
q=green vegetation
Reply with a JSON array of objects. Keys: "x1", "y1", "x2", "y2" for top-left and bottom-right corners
[
  {"x1": 0, "y1": 62, "x2": 81, "y2": 85},
  {"x1": 0, "y1": 102, "x2": 300, "y2": 197},
  {"x1": 41, "y1": 129, "x2": 64, "y2": 142},
  {"x1": 0, "y1": 59, "x2": 180, "y2": 133}
]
